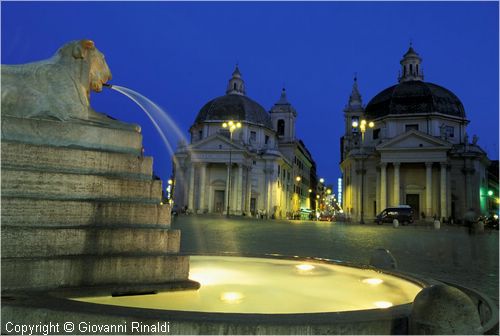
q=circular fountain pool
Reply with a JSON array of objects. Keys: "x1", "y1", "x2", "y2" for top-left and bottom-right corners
[{"x1": 73, "y1": 256, "x2": 423, "y2": 314}]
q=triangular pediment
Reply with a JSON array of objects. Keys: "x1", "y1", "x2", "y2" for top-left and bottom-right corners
[
  {"x1": 376, "y1": 130, "x2": 452, "y2": 150},
  {"x1": 190, "y1": 134, "x2": 246, "y2": 151}
]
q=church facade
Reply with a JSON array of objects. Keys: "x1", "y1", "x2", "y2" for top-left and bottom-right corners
[
  {"x1": 173, "y1": 66, "x2": 317, "y2": 218},
  {"x1": 340, "y1": 46, "x2": 491, "y2": 223}
]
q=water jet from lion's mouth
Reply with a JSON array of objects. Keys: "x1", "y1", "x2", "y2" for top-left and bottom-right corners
[{"x1": 103, "y1": 83, "x2": 190, "y2": 184}]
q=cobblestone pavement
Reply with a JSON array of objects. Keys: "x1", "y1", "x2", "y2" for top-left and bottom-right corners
[{"x1": 172, "y1": 215, "x2": 499, "y2": 305}]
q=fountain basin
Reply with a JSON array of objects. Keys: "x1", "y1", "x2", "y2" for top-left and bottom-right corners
[
  {"x1": 2, "y1": 255, "x2": 496, "y2": 335},
  {"x1": 73, "y1": 255, "x2": 423, "y2": 314}
]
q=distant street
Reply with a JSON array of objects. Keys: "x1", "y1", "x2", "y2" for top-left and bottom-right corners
[{"x1": 172, "y1": 215, "x2": 499, "y2": 305}]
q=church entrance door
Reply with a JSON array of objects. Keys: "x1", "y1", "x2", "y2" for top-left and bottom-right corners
[
  {"x1": 214, "y1": 190, "x2": 225, "y2": 214},
  {"x1": 406, "y1": 194, "x2": 420, "y2": 220}
]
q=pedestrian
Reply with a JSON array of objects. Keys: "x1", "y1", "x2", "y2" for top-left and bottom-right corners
[{"x1": 464, "y1": 208, "x2": 476, "y2": 234}]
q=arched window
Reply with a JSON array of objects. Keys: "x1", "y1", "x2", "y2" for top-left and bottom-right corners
[
  {"x1": 277, "y1": 119, "x2": 285, "y2": 136},
  {"x1": 233, "y1": 83, "x2": 237, "y2": 90},
  {"x1": 409, "y1": 64, "x2": 413, "y2": 75},
  {"x1": 416, "y1": 64, "x2": 419, "y2": 75}
]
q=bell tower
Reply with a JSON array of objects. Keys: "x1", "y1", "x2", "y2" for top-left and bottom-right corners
[
  {"x1": 270, "y1": 88, "x2": 296, "y2": 142},
  {"x1": 342, "y1": 75, "x2": 364, "y2": 160}
]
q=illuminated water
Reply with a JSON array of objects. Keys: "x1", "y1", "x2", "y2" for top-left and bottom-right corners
[
  {"x1": 109, "y1": 85, "x2": 187, "y2": 158},
  {"x1": 108, "y1": 85, "x2": 189, "y2": 183},
  {"x1": 73, "y1": 256, "x2": 423, "y2": 314}
]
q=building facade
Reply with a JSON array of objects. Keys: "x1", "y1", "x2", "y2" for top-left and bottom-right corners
[
  {"x1": 341, "y1": 46, "x2": 491, "y2": 223},
  {"x1": 173, "y1": 66, "x2": 317, "y2": 218}
]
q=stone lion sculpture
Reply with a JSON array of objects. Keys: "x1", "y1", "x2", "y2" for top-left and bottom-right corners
[{"x1": 1, "y1": 39, "x2": 136, "y2": 130}]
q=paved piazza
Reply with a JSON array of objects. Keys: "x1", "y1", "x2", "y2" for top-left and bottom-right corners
[{"x1": 172, "y1": 215, "x2": 499, "y2": 306}]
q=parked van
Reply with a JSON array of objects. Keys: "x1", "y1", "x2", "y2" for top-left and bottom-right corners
[{"x1": 375, "y1": 206, "x2": 414, "y2": 225}]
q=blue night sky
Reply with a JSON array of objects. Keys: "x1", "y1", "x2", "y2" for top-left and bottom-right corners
[{"x1": 2, "y1": 1, "x2": 499, "y2": 188}]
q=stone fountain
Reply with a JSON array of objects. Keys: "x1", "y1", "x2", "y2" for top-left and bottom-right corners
[{"x1": 1, "y1": 40, "x2": 194, "y2": 294}]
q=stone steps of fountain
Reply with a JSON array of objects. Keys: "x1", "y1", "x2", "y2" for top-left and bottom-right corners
[
  {"x1": 1, "y1": 169, "x2": 163, "y2": 203},
  {"x1": 1, "y1": 116, "x2": 143, "y2": 155},
  {"x1": 1, "y1": 114, "x2": 191, "y2": 292},
  {"x1": 1, "y1": 141, "x2": 153, "y2": 180},
  {"x1": 1, "y1": 198, "x2": 171, "y2": 227},
  {"x1": 2, "y1": 254, "x2": 189, "y2": 291},
  {"x1": 2, "y1": 227, "x2": 181, "y2": 258}
]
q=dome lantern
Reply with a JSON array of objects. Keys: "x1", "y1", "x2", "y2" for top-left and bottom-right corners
[
  {"x1": 398, "y1": 43, "x2": 424, "y2": 83},
  {"x1": 226, "y1": 64, "x2": 246, "y2": 95}
]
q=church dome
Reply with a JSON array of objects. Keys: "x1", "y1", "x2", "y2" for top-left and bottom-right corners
[
  {"x1": 195, "y1": 94, "x2": 273, "y2": 129},
  {"x1": 365, "y1": 81, "x2": 466, "y2": 119},
  {"x1": 365, "y1": 45, "x2": 466, "y2": 119},
  {"x1": 194, "y1": 65, "x2": 273, "y2": 129}
]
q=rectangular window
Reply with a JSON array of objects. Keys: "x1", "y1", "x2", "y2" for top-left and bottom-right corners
[
  {"x1": 445, "y1": 126, "x2": 455, "y2": 138},
  {"x1": 373, "y1": 128, "x2": 380, "y2": 140},
  {"x1": 250, "y1": 131, "x2": 257, "y2": 142},
  {"x1": 405, "y1": 124, "x2": 419, "y2": 131}
]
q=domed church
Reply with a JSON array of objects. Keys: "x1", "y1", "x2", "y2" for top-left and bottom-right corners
[
  {"x1": 173, "y1": 66, "x2": 317, "y2": 218},
  {"x1": 340, "y1": 45, "x2": 491, "y2": 223}
]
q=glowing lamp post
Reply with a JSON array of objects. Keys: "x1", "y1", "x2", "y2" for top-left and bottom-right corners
[
  {"x1": 166, "y1": 179, "x2": 174, "y2": 204},
  {"x1": 222, "y1": 121, "x2": 241, "y2": 217},
  {"x1": 352, "y1": 120, "x2": 374, "y2": 142},
  {"x1": 352, "y1": 119, "x2": 375, "y2": 224}
]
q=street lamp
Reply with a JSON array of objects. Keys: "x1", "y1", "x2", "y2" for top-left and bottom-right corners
[
  {"x1": 352, "y1": 120, "x2": 375, "y2": 142},
  {"x1": 222, "y1": 120, "x2": 242, "y2": 217},
  {"x1": 352, "y1": 119, "x2": 375, "y2": 224},
  {"x1": 166, "y1": 178, "x2": 174, "y2": 204}
]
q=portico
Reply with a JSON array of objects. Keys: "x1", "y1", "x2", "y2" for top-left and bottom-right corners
[{"x1": 376, "y1": 130, "x2": 451, "y2": 220}]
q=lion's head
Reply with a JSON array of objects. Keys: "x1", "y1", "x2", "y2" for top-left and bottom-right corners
[{"x1": 58, "y1": 39, "x2": 112, "y2": 93}]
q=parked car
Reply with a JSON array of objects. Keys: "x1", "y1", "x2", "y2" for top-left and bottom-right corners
[{"x1": 375, "y1": 206, "x2": 414, "y2": 225}]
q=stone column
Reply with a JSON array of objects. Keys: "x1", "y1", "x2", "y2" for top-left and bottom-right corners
[
  {"x1": 246, "y1": 167, "x2": 252, "y2": 214},
  {"x1": 232, "y1": 171, "x2": 238, "y2": 214},
  {"x1": 355, "y1": 161, "x2": 362, "y2": 221},
  {"x1": 199, "y1": 163, "x2": 207, "y2": 213},
  {"x1": 264, "y1": 169, "x2": 270, "y2": 215},
  {"x1": 188, "y1": 164, "x2": 195, "y2": 211},
  {"x1": 425, "y1": 162, "x2": 433, "y2": 218},
  {"x1": 440, "y1": 163, "x2": 448, "y2": 219},
  {"x1": 465, "y1": 160, "x2": 472, "y2": 210},
  {"x1": 380, "y1": 163, "x2": 387, "y2": 211},
  {"x1": 393, "y1": 162, "x2": 400, "y2": 206},
  {"x1": 225, "y1": 163, "x2": 230, "y2": 214},
  {"x1": 376, "y1": 165, "x2": 380, "y2": 213},
  {"x1": 236, "y1": 164, "x2": 243, "y2": 213}
]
